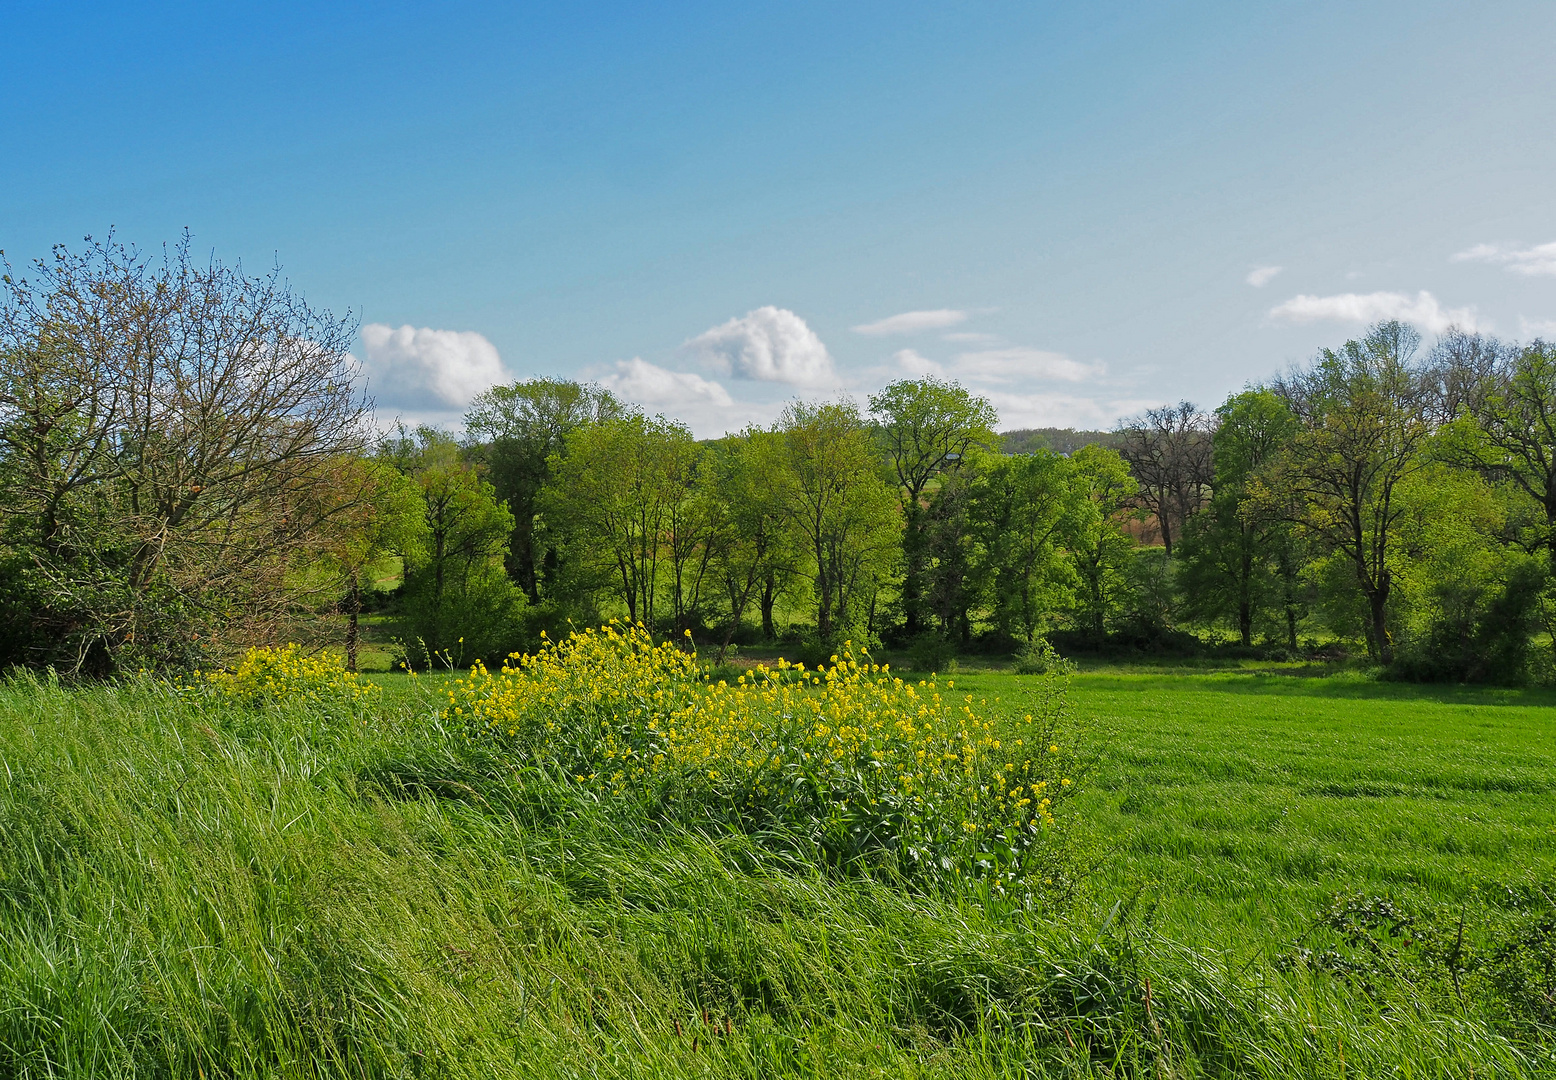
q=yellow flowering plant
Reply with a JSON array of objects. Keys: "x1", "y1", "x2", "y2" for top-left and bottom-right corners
[
  {"x1": 446, "y1": 623, "x2": 1077, "y2": 894},
  {"x1": 193, "y1": 644, "x2": 381, "y2": 709}
]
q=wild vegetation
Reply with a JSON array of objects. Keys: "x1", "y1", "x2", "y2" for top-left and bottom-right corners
[
  {"x1": 1, "y1": 237, "x2": 1553, "y2": 1075},
  {"x1": 0, "y1": 658, "x2": 1549, "y2": 1077},
  {"x1": 9, "y1": 239, "x2": 1556, "y2": 682}
]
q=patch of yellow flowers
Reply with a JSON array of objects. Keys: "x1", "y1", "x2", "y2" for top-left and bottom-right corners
[
  {"x1": 446, "y1": 623, "x2": 1074, "y2": 892},
  {"x1": 194, "y1": 644, "x2": 381, "y2": 708}
]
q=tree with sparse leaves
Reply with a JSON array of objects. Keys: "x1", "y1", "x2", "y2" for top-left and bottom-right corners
[{"x1": 0, "y1": 234, "x2": 369, "y2": 672}]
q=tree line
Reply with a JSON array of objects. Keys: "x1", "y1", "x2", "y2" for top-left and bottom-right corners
[{"x1": 4, "y1": 238, "x2": 1556, "y2": 681}]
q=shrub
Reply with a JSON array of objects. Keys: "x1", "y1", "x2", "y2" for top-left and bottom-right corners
[
  {"x1": 1390, "y1": 559, "x2": 1546, "y2": 685},
  {"x1": 444, "y1": 623, "x2": 1078, "y2": 894},
  {"x1": 906, "y1": 632, "x2": 958, "y2": 674},
  {"x1": 1014, "y1": 637, "x2": 1075, "y2": 676},
  {"x1": 399, "y1": 565, "x2": 528, "y2": 668},
  {"x1": 193, "y1": 644, "x2": 381, "y2": 709}
]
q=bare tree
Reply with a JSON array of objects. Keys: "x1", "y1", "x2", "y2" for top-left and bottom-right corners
[
  {"x1": 1115, "y1": 401, "x2": 1214, "y2": 556},
  {"x1": 0, "y1": 233, "x2": 371, "y2": 671}
]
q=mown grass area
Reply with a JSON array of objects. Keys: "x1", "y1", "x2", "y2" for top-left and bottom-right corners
[
  {"x1": 0, "y1": 664, "x2": 1550, "y2": 1077},
  {"x1": 956, "y1": 670, "x2": 1556, "y2": 946}
]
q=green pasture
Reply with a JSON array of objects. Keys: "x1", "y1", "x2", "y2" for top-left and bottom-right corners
[
  {"x1": 0, "y1": 663, "x2": 1549, "y2": 1077},
  {"x1": 958, "y1": 669, "x2": 1556, "y2": 949}
]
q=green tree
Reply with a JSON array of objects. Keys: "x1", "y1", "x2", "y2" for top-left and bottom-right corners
[
  {"x1": 1064, "y1": 444, "x2": 1139, "y2": 642},
  {"x1": 316, "y1": 458, "x2": 428, "y2": 671},
  {"x1": 1387, "y1": 464, "x2": 1541, "y2": 683},
  {"x1": 1439, "y1": 336, "x2": 1556, "y2": 573},
  {"x1": 774, "y1": 402, "x2": 901, "y2": 644},
  {"x1": 968, "y1": 450, "x2": 1082, "y2": 644},
  {"x1": 705, "y1": 428, "x2": 794, "y2": 656},
  {"x1": 397, "y1": 431, "x2": 523, "y2": 664},
  {"x1": 464, "y1": 380, "x2": 621, "y2": 603},
  {"x1": 1176, "y1": 389, "x2": 1298, "y2": 647},
  {"x1": 868, "y1": 379, "x2": 997, "y2": 637},
  {"x1": 543, "y1": 413, "x2": 697, "y2": 628},
  {"x1": 1266, "y1": 322, "x2": 1437, "y2": 663}
]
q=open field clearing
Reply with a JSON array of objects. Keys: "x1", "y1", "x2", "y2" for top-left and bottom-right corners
[
  {"x1": 0, "y1": 649, "x2": 1550, "y2": 1078},
  {"x1": 959, "y1": 670, "x2": 1556, "y2": 950}
]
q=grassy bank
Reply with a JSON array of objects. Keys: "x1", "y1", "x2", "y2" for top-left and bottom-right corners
[{"x1": 0, "y1": 665, "x2": 1549, "y2": 1077}]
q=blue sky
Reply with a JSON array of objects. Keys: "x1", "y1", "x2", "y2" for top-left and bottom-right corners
[{"x1": 4, "y1": 1, "x2": 1555, "y2": 435}]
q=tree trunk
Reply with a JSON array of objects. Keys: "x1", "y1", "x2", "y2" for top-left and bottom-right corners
[
  {"x1": 345, "y1": 569, "x2": 361, "y2": 673},
  {"x1": 513, "y1": 520, "x2": 540, "y2": 603},
  {"x1": 902, "y1": 503, "x2": 924, "y2": 636},
  {"x1": 1369, "y1": 588, "x2": 1392, "y2": 665},
  {"x1": 1239, "y1": 544, "x2": 1253, "y2": 647},
  {"x1": 760, "y1": 574, "x2": 776, "y2": 641}
]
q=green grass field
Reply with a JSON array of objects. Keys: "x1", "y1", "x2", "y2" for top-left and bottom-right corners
[
  {"x1": 0, "y1": 663, "x2": 1550, "y2": 1077},
  {"x1": 963, "y1": 670, "x2": 1556, "y2": 945}
]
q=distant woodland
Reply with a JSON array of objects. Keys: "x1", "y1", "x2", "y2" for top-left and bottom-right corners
[{"x1": 5, "y1": 237, "x2": 1556, "y2": 683}]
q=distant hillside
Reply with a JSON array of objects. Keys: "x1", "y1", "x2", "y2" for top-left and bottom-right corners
[{"x1": 1000, "y1": 427, "x2": 1121, "y2": 455}]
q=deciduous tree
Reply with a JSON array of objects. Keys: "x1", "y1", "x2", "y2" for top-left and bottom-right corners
[
  {"x1": 774, "y1": 401, "x2": 901, "y2": 644},
  {"x1": 0, "y1": 234, "x2": 368, "y2": 671},
  {"x1": 868, "y1": 378, "x2": 996, "y2": 636},
  {"x1": 1265, "y1": 321, "x2": 1438, "y2": 663}
]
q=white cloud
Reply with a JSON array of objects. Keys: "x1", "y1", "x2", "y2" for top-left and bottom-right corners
[
  {"x1": 891, "y1": 348, "x2": 945, "y2": 378},
  {"x1": 358, "y1": 323, "x2": 509, "y2": 409},
  {"x1": 941, "y1": 331, "x2": 1000, "y2": 344},
  {"x1": 1452, "y1": 241, "x2": 1556, "y2": 277},
  {"x1": 949, "y1": 347, "x2": 1097, "y2": 384},
  {"x1": 599, "y1": 357, "x2": 732, "y2": 407},
  {"x1": 852, "y1": 309, "x2": 968, "y2": 336},
  {"x1": 1268, "y1": 290, "x2": 1480, "y2": 334},
  {"x1": 1519, "y1": 317, "x2": 1556, "y2": 340},
  {"x1": 982, "y1": 390, "x2": 1157, "y2": 431},
  {"x1": 1246, "y1": 265, "x2": 1283, "y2": 288},
  {"x1": 685, "y1": 306, "x2": 837, "y2": 387}
]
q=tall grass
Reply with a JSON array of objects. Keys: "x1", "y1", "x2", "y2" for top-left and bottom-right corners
[{"x1": 0, "y1": 669, "x2": 1545, "y2": 1077}]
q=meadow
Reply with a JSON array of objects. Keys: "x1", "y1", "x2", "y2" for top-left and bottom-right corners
[{"x1": 0, "y1": 647, "x2": 1550, "y2": 1078}]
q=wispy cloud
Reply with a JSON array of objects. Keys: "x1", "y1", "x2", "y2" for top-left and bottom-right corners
[
  {"x1": 1520, "y1": 317, "x2": 1556, "y2": 340},
  {"x1": 600, "y1": 357, "x2": 732, "y2": 407},
  {"x1": 685, "y1": 306, "x2": 837, "y2": 387},
  {"x1": 949, "y1": 347, "x2": 1097, "y2": 384},
  {"x1": 980, "y1": 390, "x2": 1157, "y2": 431},
  {"x1": 941, "y1": 330, "x2": 1000, "y2": 344},
  {"x1": 1452, "y1": 241, "x2": 1556, "y2": 277},
  {"x1": 1246, "y1": 265, "x2": 1283, "y2": 288},
  {"x1": 358, "y1": 323, "x2": 510, "y2": 408},
  {"x1": 852, "y1": 309, "x2": 968, "y2": 336},
  {"x1": 1268, "y1": 290, "x2": 1479, "y2": 334}
]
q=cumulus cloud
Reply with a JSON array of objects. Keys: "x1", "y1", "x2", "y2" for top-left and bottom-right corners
[
  {"x1": 1452, "y1": 241, "x2": 1556, "y2": 277},
  {"x1": 1268, "y1": 291, "x2": 1479, "y2": 334},
  {"x1": 1246, "y1": 265, "x2": 1283, "y2": 288},
  {"x1": 852, "y1": 309, "x2": 968, "y2": 336},
  {"x1": 599, "y1": 357, "x2": 732, "y2": 407},
  {"x1": 949, "y1": 347, "x2": 1097, "y2": 384},
  {"x1": 358, "y1": 323, "x2": 509, "y2": 409},
  {"x1": 685, "y1": 306, "x2": 837, "y2": 387}
]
